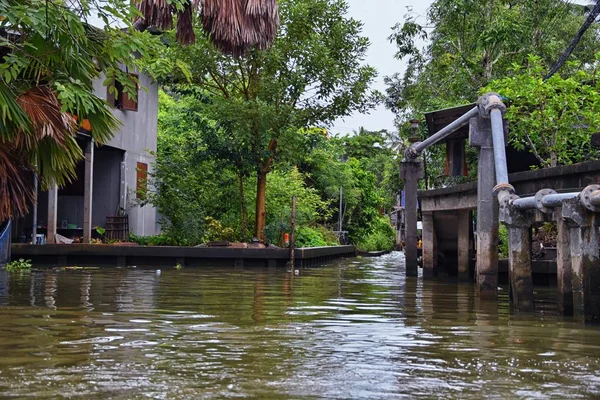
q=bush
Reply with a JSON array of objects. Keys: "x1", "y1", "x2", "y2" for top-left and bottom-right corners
[
  {"x1": 354, "y1": 216, "x2": 395, "y2": 252},
  {"x1": 129, "y1": 233, "x2": 190, "y2": 246},
  {"x1": 5, "y1": 258, "x2": 32, "y2": 272},
  {"x1": 295, "y1": 225, "x2": 339, "y2": 248},
  {"x1": 498, "y1": 224, "x2": 508, "y2": 259}
]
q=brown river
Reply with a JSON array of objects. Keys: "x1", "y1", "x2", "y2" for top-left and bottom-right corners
[{"x1": 0, "y1": 252, "x2": 599, "y2": 399}]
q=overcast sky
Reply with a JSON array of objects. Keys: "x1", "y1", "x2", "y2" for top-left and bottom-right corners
[{"x1": 330, "y1": 0, "x2": 432, "y2": 136}]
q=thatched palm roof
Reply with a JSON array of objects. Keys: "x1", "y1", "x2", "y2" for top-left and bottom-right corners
[{"x1": 135, "y1": 0, "x2": 279, "y2": 56}]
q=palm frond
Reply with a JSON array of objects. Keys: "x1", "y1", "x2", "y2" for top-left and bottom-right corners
[
  {"x1": 0, "y1": 142, "x2": 33, "y2": 221},
  {"x1": 15, "y1": 86, "x2": 82, "y2": 189},
  {"x1": 202, "y1": 0, "x2": 279, "y2": 56}
]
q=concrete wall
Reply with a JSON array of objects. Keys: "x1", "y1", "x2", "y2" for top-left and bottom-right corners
[{"x1": 92, "y1": 68, "x2": 158, "y2": 236}]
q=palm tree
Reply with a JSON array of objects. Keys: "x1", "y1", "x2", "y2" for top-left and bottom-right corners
[
  {"x1": 135, "y1": 0, "x2": 279, "y2": 55},
  {"x1": 0, "y1": 0, "x2": 280, "y2": 223}
]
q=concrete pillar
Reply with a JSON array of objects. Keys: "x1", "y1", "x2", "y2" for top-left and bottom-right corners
[
  {"x1": 562, "y1": 198, "x2": 600, "y2": 323},
  {"x1": 469, "y1": 117, "x2": 499, "y2": 299},
  {"x1": 457, "y1": 209, "x2": 471, "y2": 281},
  {"x1": 399, "y1": 161, "x2": 424, "y2": 276},
  {"x1": 83, "y1": 138, "x2": 94, "y2": 244},
  {"x1": 556, "y1": 210, "x2": 573, "y2": 316},
  {"x1": 46, "y1": 183, "x2": 58, "y2": 244},
  {"x1": 421, "y1": 211, "x2": 437, "y2": 278},
  {"x1": 500, "y1": 200, "x2": 534, "y2": 312}
]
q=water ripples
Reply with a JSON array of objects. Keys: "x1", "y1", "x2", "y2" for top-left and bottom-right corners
[{"x1": 0, "y1": 253, "x2": 598, "y2": 398}]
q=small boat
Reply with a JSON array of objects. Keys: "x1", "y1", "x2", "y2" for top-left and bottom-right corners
[{"x1": 0, "y1": 220, "x2": 11, "y2": 265}]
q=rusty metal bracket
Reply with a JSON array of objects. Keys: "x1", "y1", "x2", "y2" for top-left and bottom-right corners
[
  {"x1": 580, "y1": 184, "x2": 600, "y2": 213},
  {"x1": 478, "y1": 92, "x2": 506, "y2": 118}
]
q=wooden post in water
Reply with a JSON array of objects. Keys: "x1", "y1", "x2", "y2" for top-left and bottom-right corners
[{"x1": 290, "y1": 196, "x2": 297, "y2": 270}]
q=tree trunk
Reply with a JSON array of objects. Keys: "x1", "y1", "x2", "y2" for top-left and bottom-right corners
[
  {"x1": 238, "y1": 174, "x2": 247, "y2": 242},
  {"x1": 255, "y1": 170, "x2": 268, "y2": 241},
  {"x1": 550, "y1": 151, "x2": 558, "y2": 168}
]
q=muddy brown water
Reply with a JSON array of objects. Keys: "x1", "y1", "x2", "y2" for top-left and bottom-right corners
[{"x1": 0, "y1": 252, "x2": 599, "y2": 399}]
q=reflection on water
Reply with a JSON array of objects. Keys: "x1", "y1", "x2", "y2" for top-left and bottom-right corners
[{"x1": 0, "y1": 253, "x2": 599, "y2": 399}]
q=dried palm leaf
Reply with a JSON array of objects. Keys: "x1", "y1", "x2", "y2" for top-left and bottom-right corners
[
  {"x1": 202, "y1": 0, "x2": 279, "y2": 56},
  {"x1": 135, "y1": 0, "x2": 174, "y2": 31},
  {"x1": 0, "y1": 142, "x2": 33, "y2": 221},
  {"x1": 176, "y1": 2, "x2": 196, "y2": 45},
  {"x1": 15, "y1": 86, "x2": 75, "y2": 152}
]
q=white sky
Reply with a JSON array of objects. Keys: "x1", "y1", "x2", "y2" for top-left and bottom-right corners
[{"x1": 330, "y1": 0, "x2": 432, "y2": 136}]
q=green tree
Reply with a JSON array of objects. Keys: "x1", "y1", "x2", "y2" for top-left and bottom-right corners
[
  {"x1": 485, "y1": 56, "x2": 600, "y2": 168},
  {"x1": 156, "y1": 0, "x2": 379, "y2": 241},
  {"x1": 386, "y1": 0, "x2": 600, "y2": 118}
]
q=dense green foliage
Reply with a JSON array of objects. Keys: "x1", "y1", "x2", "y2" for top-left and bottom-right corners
[
  {"x1": 485, "y1": 56, "x2": 600, "y2": 168},
  {"x1": 386, "y1": 0, "x2": 600, "y2": 185},
  {"x1": 150, "y1": 0, "x2": 379, "y2": 240},
  {"x1": 149, "y1": 89, "x2": 398, "y2": 249}
]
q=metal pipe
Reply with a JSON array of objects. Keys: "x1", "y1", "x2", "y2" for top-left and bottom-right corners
[
  {"x1": 512, "y1": 192, "x2": 580, "y2": 210},
  {"x1": 490, "y1": 108, "x2": 509, "y2": 186},
  {"x1": 589, "y1": 190, "x2": 600, "y2": 207},
  {"x1": 512, "y1": 196, "x2": 537, "y2": 210},
  {"x1": 407, "y1": 106, "x2": 479, "y2": 158},
  {"x1": 542, "y1": 192, "x2": 580, "y2": 208}
]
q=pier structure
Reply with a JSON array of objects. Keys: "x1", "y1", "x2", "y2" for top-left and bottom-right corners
[{"x1": 400, "y1": 93, "x2": 600, "y2": 322}]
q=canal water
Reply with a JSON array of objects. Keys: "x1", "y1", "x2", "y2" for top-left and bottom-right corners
[{"x1": 0, "y1": 252, "x2": 599, "y2": 399}]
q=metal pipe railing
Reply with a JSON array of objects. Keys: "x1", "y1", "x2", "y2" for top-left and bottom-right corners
[
  {"x1": 590, "y1": 190, "x2": 600, "y2": 207},
  {"x1": 543, "y1": 193, "x2": 581, "y2": 208},
  {"x1": 512, "y1": 191, "x2": 580, "y2": 211},
  {"x1": 406, "y1": 106, "x2": 479, "y2": 159},
  {"x1": 490, "y1": 108, "x2": 509, "y2": 186}
]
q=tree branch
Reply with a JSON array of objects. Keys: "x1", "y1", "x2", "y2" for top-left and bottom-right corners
[{"x1": 545, "y1": 0, "x2": 600, "y2": 80}]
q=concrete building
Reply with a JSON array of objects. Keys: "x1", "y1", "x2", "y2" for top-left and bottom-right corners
[{"x1": 12, "y1": 68, "x2": 159, "y2": 243}]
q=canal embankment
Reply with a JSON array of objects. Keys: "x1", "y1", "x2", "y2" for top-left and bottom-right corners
[{"x1": 11, "y1": 244, "x2": 357, "y2": 268}]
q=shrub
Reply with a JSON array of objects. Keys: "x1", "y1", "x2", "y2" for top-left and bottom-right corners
[
  {"x1": 354, "y1": 216, "x2": 395, "y2": 252},
  {"x1": 5, "y1": 259, "x2": 32, "y2": 272}
]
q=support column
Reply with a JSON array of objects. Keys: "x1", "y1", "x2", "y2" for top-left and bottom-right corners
[
  {"x1": 469, "y1": 117, "x2": 499, "y2": 299},
  {"x1": 399, "y1": 161, "x2": 424, "y2": 276},
  {"x1": 457, "y1": 209, "x2": 471, "y2": 281},
  {"x1": 500, "y1": 199, "x2": 534, "y2": 312},
  {"x1": 47, "y1": 183, "x2": 58, "y2": 244},
  {"x1": 83, "y1": 138, "x2": 94, "y2": 244},
  {"x1": 556, "y1": 210, "x2": 573, "y2": 315},
  {"x1": 421, "y1": 211, "x2": 437, "y2": 278},
  {"x1": 562, "y1": 197, "x2": 600, "y2": 323}
]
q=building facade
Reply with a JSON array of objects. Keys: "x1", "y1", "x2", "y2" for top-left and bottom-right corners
[{"x1": 12, "y1": 68, "x2": 159, "y2": 243}]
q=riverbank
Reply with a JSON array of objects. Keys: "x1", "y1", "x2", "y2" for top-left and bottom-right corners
[{"x1": 11, "y1": 244, "x2": 357, "y2": 268}]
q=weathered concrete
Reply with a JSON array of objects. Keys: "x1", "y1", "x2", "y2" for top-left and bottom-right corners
[
  {"x1": 469, "y1": 116, "x2": 499, "y2": 299},
  {"x1": 422, "y1": 211, "x2": 438, "y2": 278},
  {"x1": 400, "y1": 161, "x2": 424, "y2": 276},
  {"x1": 556, "y1": 209, "x2": 573, "y2": 315},
  {"x1": 420, "y1": 160, "x2": 600, "y2": 213},
  {"x1": 83, "y1": 139, "x2": 94, "y2": 244},
  {"x1": 457, "y1": 209, "x2": 471, "y2": 281},
  {"x1": 47, "y1": 183, "x2": 58, "y2": 244},
  {"x1": 562, "y1": 198, "x2": 600, "y2": 323},
  {"x1": 12, "y1": 244, "x2": 357, "y2": 269},
  {"x1": 500, "y1": 199, "x2": 534, "y2": 312}
]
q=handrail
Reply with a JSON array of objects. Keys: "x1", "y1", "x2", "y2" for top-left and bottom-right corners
[{"x1": 405, "y1": 106, "x2": 479, "y2": 160}]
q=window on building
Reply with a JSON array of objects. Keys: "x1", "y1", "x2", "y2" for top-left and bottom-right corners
[
  {"x1": 107, "y1": 73, "x2": 139, "y2": 111},
  {"x1": 136, "y1": 162, "x2": 148, "y2": 200}
]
